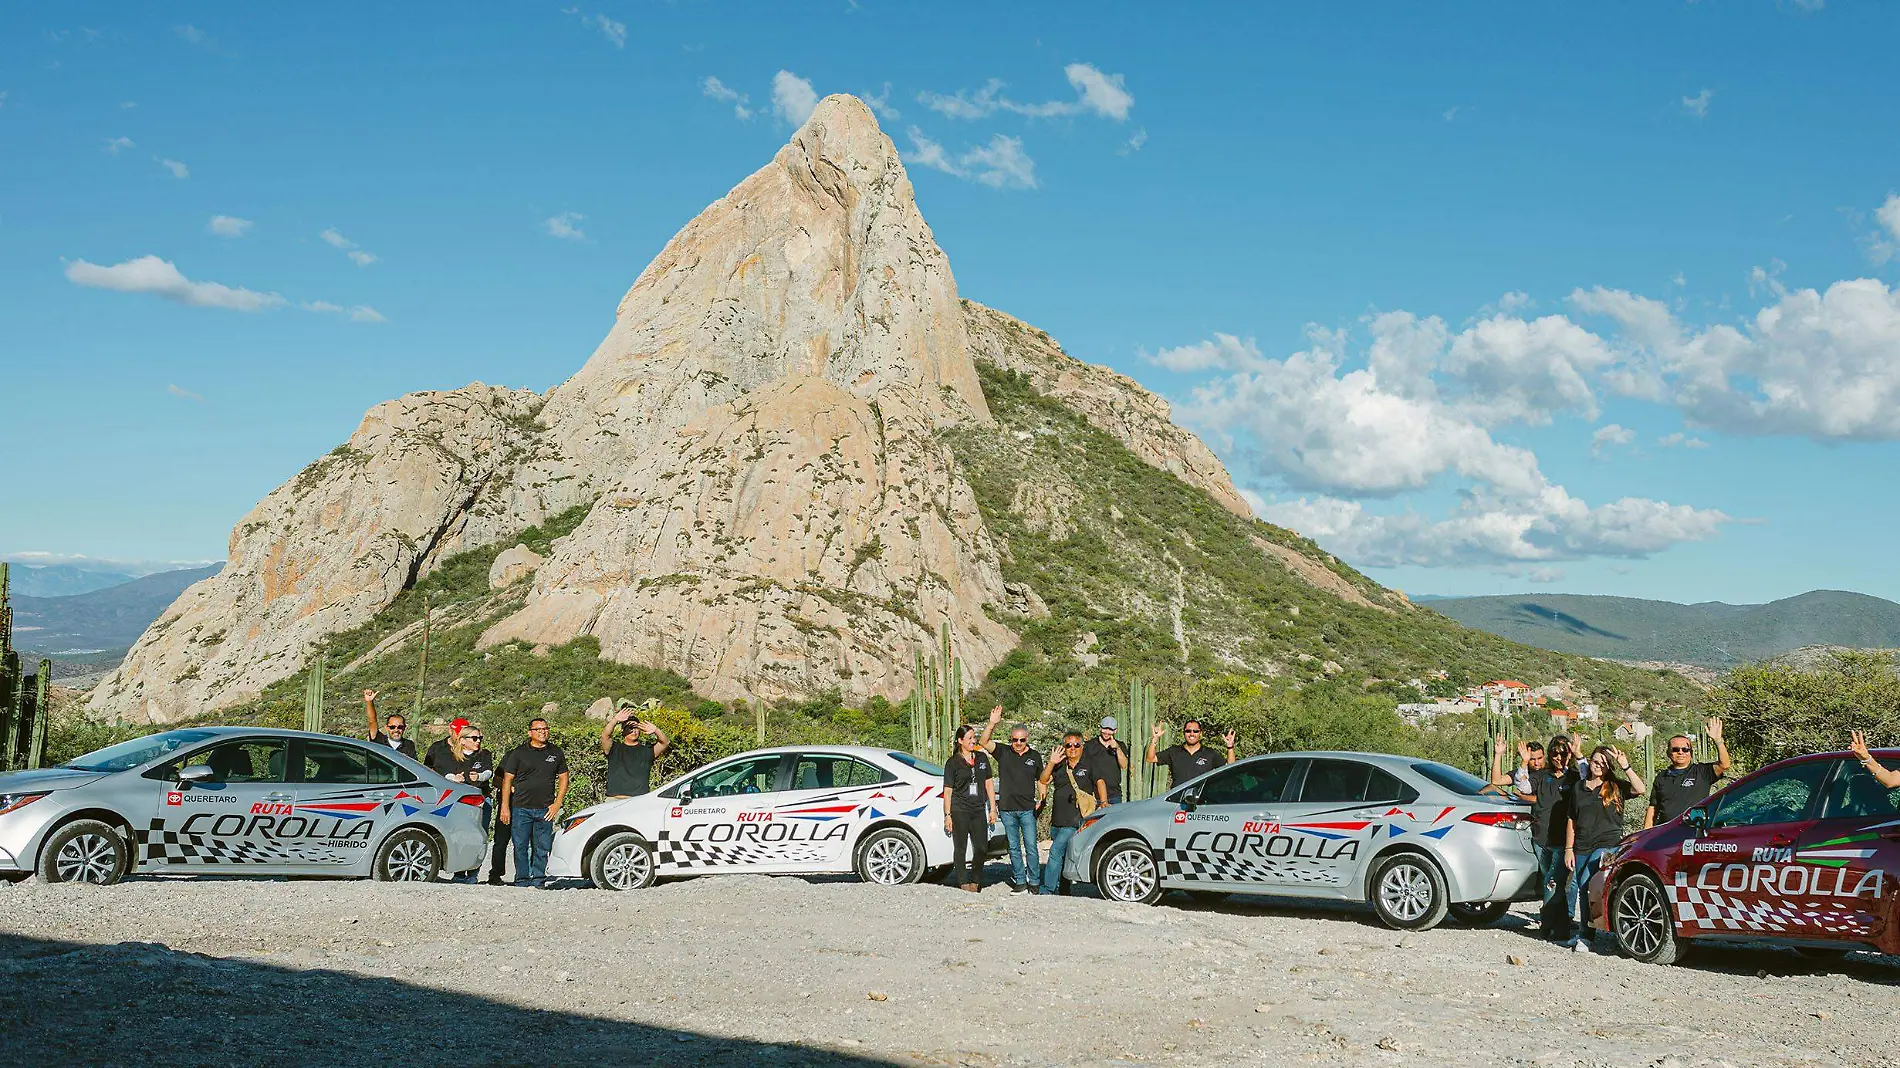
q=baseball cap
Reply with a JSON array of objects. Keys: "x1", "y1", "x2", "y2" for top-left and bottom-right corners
[
  {"x1": 1100, "y1": 716, "x2": 1118, "y2": 730},
  {"x1": 450, "y1": 718, "x2": 470, "y2": 733}
]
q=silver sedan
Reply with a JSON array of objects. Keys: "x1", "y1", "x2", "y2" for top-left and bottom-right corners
[
  {"x1": 1063, "y1": 751, "x2": 1541, "y2": 929},
  {"x1": 0, "y1": 727, "x2": 487, "y2": 884}
]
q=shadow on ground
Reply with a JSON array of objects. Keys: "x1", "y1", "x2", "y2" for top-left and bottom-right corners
[{"x1": 0, "y1": 931, "x2": 906, "y2": 1067}]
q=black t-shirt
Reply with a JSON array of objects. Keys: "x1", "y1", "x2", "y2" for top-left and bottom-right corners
[
  {"x1": 1049, "y1": 758, "x2": 1101, "y2": 828},
  {"x1": 989, "y1": 743, "x2": 1045, "y2": 812},
  {"x1": 370, "y1": 732, "x2": 417, "y2": 759},
  {"x1": 1570, "y1": 780, "x2": 1627, "y2": 853},
  {"x1": 1525, "y1": 766, "x2": 1575, "y2": 847},
  {"x1": 942, "y1": 751, "x2": 992, "y2": 809},
  {"x1": 424, "y1": 741, "x2": 496, "y2": 796},
  {"x1": 606, "y1": 739, "x2": 658, "y2": 797},
  {"x1": 1650, "y1": 762, "x2": 1721, "y2": 825},
  {"x1": 1156, "y1": 744, "x2": 1221, "y2": 787},
  {"x1": 1081, "y1": 737, "x2": 1126, "y2": 802},
  {"x1": 423, "y1": 739, "x2": 458, "y2": 774},
  {"x1": 501, "y1": 743, "x2": 570, "y2": 809}
]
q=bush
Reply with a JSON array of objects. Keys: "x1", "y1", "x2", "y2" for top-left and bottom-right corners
[{"x1": 1713, "y1": 650, "x2": 1900, "y2": 768}]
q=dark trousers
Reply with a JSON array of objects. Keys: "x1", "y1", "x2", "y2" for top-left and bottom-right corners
[
  {"x1": 949, "y1": 805, "x2": 986, "y2": 885},
  {"x1": 487, "y1": 802, "x2": 510, "y2": 881}
]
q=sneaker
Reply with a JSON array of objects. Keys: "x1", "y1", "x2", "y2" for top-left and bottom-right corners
[
  {"x1": 1010, "y1": 884, "x2": 1029, "y2": 895},
  {"x1": 1570, "y1": 940, "x2": 1590, "y2": 954}
]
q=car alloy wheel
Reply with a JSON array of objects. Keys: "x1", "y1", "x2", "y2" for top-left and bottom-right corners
[
  {"x1": 384, "y1": 837, "x2": 437, "y2": 881},
  {"x1": 863, "y1": 835, "x2": 916, "y2": 885},
  {"x1": 1101, "y1": 844, "x2": 1159, "y2": 903},
  {"x1": 1368, "y1": 853, "x2": 1449, "y2": 930},
  {"x1": 1380, "y1": 863, "x2": 1433, "y2": 921},
  {"x1": 1611, "y1": 872, "x2": 1682, "y2": 964},
  {"x1": 55, "y1": 832, "x2": 119, "y2": 884},
  {"x1": 600, "y1": 840, "x2": 653, "y2": 891}
]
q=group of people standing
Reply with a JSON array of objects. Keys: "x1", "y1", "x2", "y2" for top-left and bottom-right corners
[
  {"x1": 940, "y1": 705, "x2": 1237, "y2": 894},
  {"x1": 1491, "y1": 716, "x2": 1731, "y2": 950},
  {"x1": 361, "y1": 691, "x2": 668, "y2": 886}
]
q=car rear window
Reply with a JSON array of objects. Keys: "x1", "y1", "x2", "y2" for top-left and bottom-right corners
[
  {"x1": 888, "y1": 752, "x2": 944, "y2": 777},
  {"x1": 1410, "y1": 761, "x2": 1513, "y2": 800}
]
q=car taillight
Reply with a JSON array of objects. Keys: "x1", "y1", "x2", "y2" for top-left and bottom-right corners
[
  {"x1": 1465, "y1": 811, "x2": 1529, "y2": 831},
  {"x1": 457, "y1": 793, "x2": 484, "y2": 807}
]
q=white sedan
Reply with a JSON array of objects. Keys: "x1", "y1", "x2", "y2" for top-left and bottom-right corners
[{"x1": 549, "y1": 745, "x2": 1000, "y2": 890}]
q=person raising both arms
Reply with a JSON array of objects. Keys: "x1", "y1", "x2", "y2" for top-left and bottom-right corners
[
  {"x1": 362, "y1": 689, "x2": 417, "y2": 759},
  {"x1": 600, "y1": 700, "x2": 671, "y2": 800},
  {"x1": 1038, "y1": 731, "x2": 1108, "y2": 896},
  {"x1": 1565, "y1": 745, "x2": 1645, "y2": 951},
  {"x1": 1147, "y1": 719, "x2": 1236, "y2": 789},
  {"x1": 1643, "y1": 717, "x2": 1731, "y2": 829},
  {"x1": 1849, "y1": 730, "x2": 1900, "y2": 789}
]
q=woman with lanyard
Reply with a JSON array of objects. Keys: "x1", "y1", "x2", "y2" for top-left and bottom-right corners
[{"x1": 942, "y1": 724, "x2": 998, "y2": 893}]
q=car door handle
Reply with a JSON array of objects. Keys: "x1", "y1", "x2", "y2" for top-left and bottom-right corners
[
  {"x1": 263, "y1": 791, "x2": 294, "y2": 802},
  {"x1": 1766, "y1": 834, "x2": 1795, "y2": 847}
]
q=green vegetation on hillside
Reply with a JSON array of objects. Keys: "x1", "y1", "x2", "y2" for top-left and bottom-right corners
[
  {"x1": 1427, "y1": 590, "x2": 1900, "y2": 667},
  {"x1": 1713, "y1": 649, "x2": 1900, "y2": 768}
]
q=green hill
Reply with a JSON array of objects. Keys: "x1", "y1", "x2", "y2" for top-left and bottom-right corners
[{"x1": 1426, "y1": 590, "x2": 1900, "y2": 667}]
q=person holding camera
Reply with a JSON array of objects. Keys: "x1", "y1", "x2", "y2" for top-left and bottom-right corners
[
  {"x1": 1037, "y1": 731, "x2": 1108, "y2": 896},
  {"x1": 600, "y1": 699, "x2": 671, "y2": 799}
]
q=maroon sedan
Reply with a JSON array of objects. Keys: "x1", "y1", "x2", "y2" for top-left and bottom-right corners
[{"x1": 1591, "y1": 747, "x2": 1900, "y2": 964}]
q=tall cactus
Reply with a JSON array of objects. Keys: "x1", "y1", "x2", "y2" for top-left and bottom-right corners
[
  {"x1": 1124, "y1": 677, "x2": 1158, "y2": 800},
  {"x1": 1482, "y1": 700, "x2": 1515, "y2": 774},
  {"x1": 908, "y1": 621, "x2": 962, "y2": 763},
  {"x1": 0, "y1": 562, "x2": 13, "y2": 770},
  {"x1": 302, "y1": 651, "x2": 326, "y2": 734},
  {"x1": 27, "y1": 658, "x2": 49, "y2": 770}
]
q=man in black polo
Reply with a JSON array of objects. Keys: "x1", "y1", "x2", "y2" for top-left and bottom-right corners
[
  {"x1": 1645, "y1": 717, "x2": 1731, "y2": 828},
  {"x1": 1081, "y1": 717, "x2": 1130, "y2": 805},
  {"x1": 499, "y1": 719, "x2": 569, "y2": 888},
  {"x1": 1513, "y1": 734, "x2": 1577, "y2": 940},
  {"x1": 362, "y1": 689, "x2": 417, "y2": 759},
  {"x1": 979, "y1": 705, "x2": 1046, "y2": 893},
  {"x1": 1147, "y1": 719, "x2": 1235, "y2": 788},
  {"x1": 600, "y1": 699, "x2": 671, "y2": 799}
]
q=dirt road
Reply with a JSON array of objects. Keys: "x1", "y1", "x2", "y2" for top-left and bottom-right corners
[{"x1": 2, "y1": 871, "x2": 1895, "y2": 1067}]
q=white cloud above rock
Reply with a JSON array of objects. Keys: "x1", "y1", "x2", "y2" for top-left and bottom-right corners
[{"x1": 772, "y1": 70, "x2": 818, "y2": 126}]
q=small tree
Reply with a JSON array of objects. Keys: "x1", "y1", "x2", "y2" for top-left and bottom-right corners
[{"x1": 1713, "y1": 650, "x2": 1900, "y2": 768}]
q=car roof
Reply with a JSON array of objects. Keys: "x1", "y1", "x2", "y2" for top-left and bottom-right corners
[
  {"x1": 709, "y1": 745, "x2": 907, "y2": 760},
  {"x1": 1238, "y1": 750, "x2": 1437, "y2": 770}
]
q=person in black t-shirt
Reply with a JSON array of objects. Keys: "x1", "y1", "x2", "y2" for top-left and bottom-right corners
[
  {"x1": 942, "y1": 724, "x2": 997, "y2": 892},
  {"x1": 979, "y1": 705, "x2": 1046, "y2": 893},
  {"x1": 426, "y1": 722, "x2": 498, "y2": 883},
  {"x1": 362, "y1": 690, "x2": 418, "y2": 759},
  {"x1": 499, "y1": 720, "x2": 570, "y2": 888},
  {"x1": 1081, "y1": 718, "x2": 1130, "y2": 805},
  {"x1": 1147, "y1": 719, "x2": 1235, "y2": 788},
  {"x1": 600, "y1": 699, "x2": 672, "y2": 799},
  {"x1": 1644, "y1": 717, "x2": 1731, "y2": 828},
  {"x1": 1037, "y1": 732, "x2": 1107, "y2": 895},
  {"x1": 1564, "y1": 745, "x2": 1644, "y2": 951}
]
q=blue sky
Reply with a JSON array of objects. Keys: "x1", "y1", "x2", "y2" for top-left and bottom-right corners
[{"x1": 4, "y1": 2, "x2": 1898, "y2": 605}]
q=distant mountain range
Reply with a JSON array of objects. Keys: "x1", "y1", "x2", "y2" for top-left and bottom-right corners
[
  {"x1": 11, "y1": 565, "x2": 222, "y2": 663},
  {"x1": 1425, "y1": 590, "x2": 1900, "y2": 668},
  {"x1": 5, "y1": 563, "x2": 143, "y2": 598}
]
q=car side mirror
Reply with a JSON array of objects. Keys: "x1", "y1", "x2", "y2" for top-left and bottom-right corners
[
  {"x1": 677, "y1": 786, "x2": 694, "y2": 806},
  {"x1": 177, "y1": 764, "x2": 215, "y2": 786},
  {"x1": 1179, "y1": 785, "x2": 1202, "y2": 811},
  {"x1": 1684, "y1": 806, "x2": 1709, "y2": 831}
]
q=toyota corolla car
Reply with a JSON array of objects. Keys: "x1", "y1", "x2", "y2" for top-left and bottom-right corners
[
  {"x1": 1064, "y1": 751, "x2": 1539, "y2": 930},
  {"x1": 0, "y1": 727, "x2": 487, "y2": 885},
  {"x1": 1593, "y1": 746, "x2": 1900, "y2": 965},
  {"x1": 550, "y1": 745, "x2": 1000, "y2": 890}
]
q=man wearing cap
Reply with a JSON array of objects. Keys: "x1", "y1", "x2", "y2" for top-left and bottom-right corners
[
  {"x1": 601, "y1": 699, "x2": 671, "y2": 799},
  {"x1": 1082, "y1": 717, "x2": 1130, "y2": 806}
]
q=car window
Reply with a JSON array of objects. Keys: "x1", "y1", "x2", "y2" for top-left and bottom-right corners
[
  {"x1": 1196, "y1": 761, "x2": 1295, "y2": 806},
  {"x1": 301, "y1": 740, "x2": 406, "y2": 785},
  {"x1": 1363, "y1": 767, "x2": 1418, "y2": 804},
  {"x1": 1409, "y1": 761, "x2": 1499, "y2": 799},
  {"x1": 173, "y1": 739, "x2": 289, "y2": 784},
  {"x1": 887, "y1": 752, "x2": 944, "y2": 777},
  {"x1": 790, "y1": 755, "x2": 890, "y2": 790},
  {"x1": 87, "y1": 729, "x2": 220, "y2": 774},
  {"x1": 690, "y1": 756, "x2": 783, "y2": 798},
  {"x1": 1299, "y1": 759, "x2": 1374, "y2": 803},
  {"x1": 1710, "y1": 761, "x2": 1830, "y2": 829},
  {"x1": 1820, "y1": 759, "x2": 1900, "y2": 821}
]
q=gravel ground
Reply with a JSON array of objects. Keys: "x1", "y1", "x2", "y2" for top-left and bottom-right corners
[{"x1": 2, "y1": 867, "x2": 1897, "y2": 1067}]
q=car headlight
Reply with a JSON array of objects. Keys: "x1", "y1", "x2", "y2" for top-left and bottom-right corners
[
  {"x1": 560, "y1": 813, "x2": 593, "y2": 834},
  {"x1": 0, "y1": 793, "x2": 47, "y2": 818}
]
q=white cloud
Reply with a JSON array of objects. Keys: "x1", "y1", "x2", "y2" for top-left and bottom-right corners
[
  {"x1": 347, "y1": 250, "x2": 377, "y2": 266},
  {"x1": 103, "y1": 136, "x2": 134, "y2": 154},
  {"x1": 702, "y1": 76, "x2": 752, "y2": 120},
  {"x1": 158, "y1": 158, "x2": 189, "y2": 179},
  {"x1": 593, "y1": 14, "x2": 626, "y2": 47},
  {"x1": 1494, "y1": 290, "x2": 1532, "y2": 314},
  {"x1": 320, "y1": 228, "x2": 377, "y2": 265},
  {"x1": 175, "y1": 24, "x2": 208, "y2": 46},
  {"x1": 319, "y1": 229, "x2": 353, "y2": 249},
  {"x1": 545, "y1": 212, "x2": 586, "y2": 241},
  {"x1": 1672, "y1": 271, "x2": 1687, "y2": 287},
  {"x1": 1658, "y1": 432, "x2": 1710, "y2": 449},
  {"x1": 919, "y1": 62, "x2": 1134, "y2": 122},
  {"x1": 1682, "y1": 89, "x2": 1713, "y2": 119},
  {"x1": 902, "y1": 128, "x2": 1037, "y2": 190},
  {"x1": 1119, "y1": 127, "x2": 1148, "y2": 155},
  {"x1": 65, "y1": 255, "x2": 284, "y2": 312},
  {"x1": 305, "y1": 301, "x2": 387, "y2": 323},
  {"x1": 166, "y1": 383, "x2": 204, "y2": 402},
  {"x1": 1443, "y1": 105, "x2": 1460, "y2": 122},
  {"x1": 1144, "y1": 333, "x2": 1262, "y2": 373},
  {"x1": 1590, "y1": 423, "x2": 1636, "y2": 457},
  {"x1": 772, "y1": 70, "x2": 818, "y2": 126},
  {"x1": 207, "y1": 214, "x2": 252, "y2": 238},
  {"x1": 1867, "y1": 194, "x2": 1900, "y2": 265},
  {"x1": 862, "y1": 82, "x2": 899, "y2": 121}
]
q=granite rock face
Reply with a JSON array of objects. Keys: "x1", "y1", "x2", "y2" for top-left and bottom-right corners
[{"x1": 92, "y1": 94, "x2": 1265, "y2": 722}]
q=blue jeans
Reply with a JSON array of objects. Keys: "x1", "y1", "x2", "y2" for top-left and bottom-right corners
[
  {"x1": 1565, "y1": 847, "x2": 1613, "y2": 938},
  {"x1": 1042, "y1": 826, "x2": 1077, "y2": 894},
  {"x1": 999, "y1": 810, "x2": 1040, "y2": 888},
  {"x1": 510, "y1": 806, "x2": 553, "y2": 887},
  {"x1": 1535, "y1": 844, "x2": 1570, "y2": 930}
]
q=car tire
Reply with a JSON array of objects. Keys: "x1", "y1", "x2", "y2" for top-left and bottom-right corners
[
  {"x1": 39, "y1": 820, "x2": 128, "y2": 885},
  {"x1": 1094, "y1": 840, "x2": 1163, "y2": 905},
  {"x1": 1610, "y1": 871, "x2": 1683, "y2": 965},
  {"x1": 1447, "y1": 900, "x2": 1511, "y2": 926},
  {"x1": 1369, "y1": 852, "x2": 1450, "y2": 931},
  {"x1": 372, "y1": 828, "x2": 442, "y2": 883},
  {"x1": 855, "y1": 827, "x2": 925, "y2": 886},
  {"x1": 588, "y1": 832, "x2": 656, "y2": 892}
]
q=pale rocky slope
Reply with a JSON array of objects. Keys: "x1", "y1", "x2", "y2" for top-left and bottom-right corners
[{"x1": 91, "y1": 94, "x2": 1352, "y2": 722}]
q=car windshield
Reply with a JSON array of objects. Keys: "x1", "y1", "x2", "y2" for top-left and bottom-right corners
[
  {"x1": 63, "y1": 729, "x2": 221, "y2": 773},
  {"x1": 887, "y1": 751, "x2": 944, "y2": 777},
  {"x1": 1410, "y1": 760, "x2": 1522, "y2": 802}
]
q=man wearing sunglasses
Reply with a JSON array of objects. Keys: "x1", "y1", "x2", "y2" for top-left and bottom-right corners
[
  {"x1": 979, "y1": 704, "x2": 1046, "y2": 893},
  {"x1": 1147, "y1": 719, "x2": 1236, "y2": 789},
  {"x1": 499, "y1": 719, "x2": 570, "y2": 888},
  {"x1": 361, "y1": 689, "x2": 417, "y2": 759},
  {"x1": 1644, "y1": 717, "x2": 1730, "y2": 828}
]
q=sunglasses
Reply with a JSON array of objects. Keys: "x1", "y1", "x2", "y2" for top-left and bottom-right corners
[
  {"x1": 1064, "y1": 742, "x2": 1082, "y2": 749},
  {"x1": 1010, "y1": 737, "x2": 1028, "y2": 744},
  {"x1": 529, "y1": 726, "x2": 550, "y2": 732},
  {"x1": 1184, "y1": 729, "x2": 1202, "y2": 734},
  {"x1": 1668, "y1": 746, "x2": 1692, "y2": 753},
  {"x1": 386, "y1": 724, "x2": 405, "y2": 732},
  {"x1": 464, "y1": 735, "x2": 483, "y2": 742}
]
